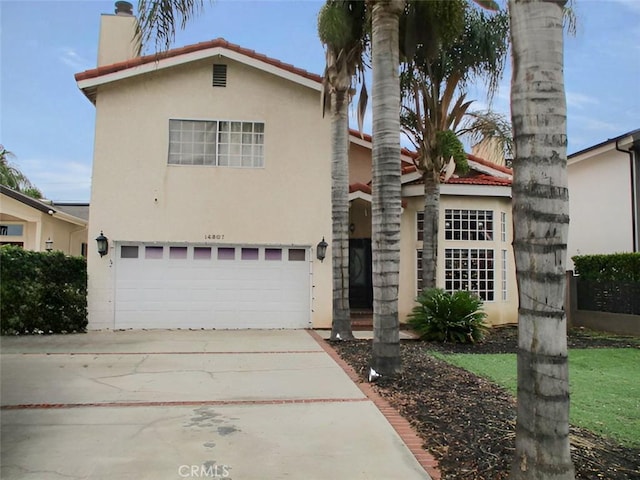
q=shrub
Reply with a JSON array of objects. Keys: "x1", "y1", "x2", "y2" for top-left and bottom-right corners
[
  {"x1": 572, "y1": 253, "x2": 640, "y2": 283},
  {"x1": 407, "y1": 288, "x2": 488, "y2": 343},
  {"x1": 1, "y1": 245, "x2": 87, "y2": 335}
]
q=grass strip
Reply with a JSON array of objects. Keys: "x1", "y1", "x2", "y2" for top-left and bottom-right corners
[{"x1": 430, "y1": 348, "x2": 640, "y2": 447}]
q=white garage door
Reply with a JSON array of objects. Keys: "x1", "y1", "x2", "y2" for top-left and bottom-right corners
[{"x1": 114, "y1": 244, "x2": 311, "y2": 329}]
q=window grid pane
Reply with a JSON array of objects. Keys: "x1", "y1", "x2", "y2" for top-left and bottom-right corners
[
  {"x1": 288, "y1": 249, "x2": 306, "y2": 261},
  {"x1": 168, "y1": 120, "x2": 217, "y2": 166},
  {"x1": 121, "y1": 245, "x2": 139, "y2": 259},
  {"x1": 217, "y1": 121, "x2": 264, "y2": 168},
  {"x1": 217, "y1": 247, "x2": 235, "y2": 260},
  {"x1": 145, "y1": 246, "x2": 163, "y2": 259},
  {"x1": 169, "y1": 246, "x2": 188, "y2": 259},
  {"x1": 501, "y1": 212, "x2": 507, "y2": 242},
  {"x1": 265, "y1": 248, "x2": 282, "y2": 261},
  {"x1": 416, "y1": 212, "x2": 424, "y2": 241},
  {"x1": 501, "y1": 249, "x2": 507, "y2": 301},
  {"x1": 241, "y1": 248, "x2": 259, "y2": 260},
  {"x1": 416, "y1": 250, "x2": 423, "y2": 295},
  {"x1": 194, "y1": 247, "x2": 212, "y2": 260},
  {"x1": 444, "y1": 209, "x2": 494, "y2": 241},
  {"x1": 444, "y1": 248, "x2": 494, "y2": 301}
]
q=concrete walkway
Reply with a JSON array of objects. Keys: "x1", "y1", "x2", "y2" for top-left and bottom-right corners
[{"x1": 1, "y1": 330, "x2": 431, "y2": 480}]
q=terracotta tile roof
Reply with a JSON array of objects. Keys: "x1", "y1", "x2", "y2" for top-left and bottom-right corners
[
  {"x1": 349, "y1": 183, "x2": 372, "y2": 195},
  {"x1": 466, "y1": 153, "x2": 513, "y2": 175},
  {"x1": 447, "y1": 174, "x2": 512, "y2": 186},
  {"x1": 402, "y1": 155, "x2": 513, "y2": 187},
  {"x1": 349, "y1": 182, "x2": 408, "y2": 207},
  {"x1": 75, "y1": 38, "x2": 323, "y2": 84},
  {"x1": 349, "y1": 129, "x2": 419, "y2": 160}
]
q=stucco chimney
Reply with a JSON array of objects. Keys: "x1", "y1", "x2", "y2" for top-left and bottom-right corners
[
  {"x1": 97, "y1": 1, "x2": 141, "y2": 67},
  {"x1": 471, "y1": 137, "x2": 506, "y2": 167}
]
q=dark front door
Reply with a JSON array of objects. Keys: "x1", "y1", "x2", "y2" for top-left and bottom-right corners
[{"x1": 349, "y1": 238, "x2": 373, "y2": 309}]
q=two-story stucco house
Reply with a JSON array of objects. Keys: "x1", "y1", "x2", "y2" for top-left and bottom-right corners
[
  {"x1": 567, "y1": 129, "x2": 640, "y2": 268},
  {"x1": 76, "y1": 2, "x2": 518, "y2": 331}
]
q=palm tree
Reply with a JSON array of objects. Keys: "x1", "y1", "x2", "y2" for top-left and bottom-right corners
[
  {"x1": 508, "y1": 0, "x2": 575, "y2": 478},
  {"x1": 400, "y1": 6, "x2": 510, "y2": 291},
  {"x1": 0, "y1": 146, "x2": 42, "y2": 198},
  {"x1": 318, "y1": 1, "x2": 368, "y2": 341},
  {"x1": 368, "y1": 0, "x2": 405, "y2": 377}
]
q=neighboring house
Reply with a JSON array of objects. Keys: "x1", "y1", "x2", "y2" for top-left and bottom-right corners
[
  {"x1": 76, "y1": 2, "x2": 517, "y2": 330},
  {"x1": 0, "y1": 185, "x2": 88, "y2": 256},
  {"x1": 567, "y1": 129, "x2": 640, "y2": 269}
]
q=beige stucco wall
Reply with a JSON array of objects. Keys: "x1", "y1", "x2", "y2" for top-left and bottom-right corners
[
  {"x1": 567, "y1": 149, "x2": 633, "y2": 269},
  {"x1": 88, "y1": 57, "x2": 332, "y2": 329},
  {"x1": 1, "y1": 195, "x2": 87, "y2": 255},
  {"x1": 349, "y1": 143, "x2": 374, "y2": 184},
  {"x1": 400, "y1": 194, "x2": 518, "y2": 326}
]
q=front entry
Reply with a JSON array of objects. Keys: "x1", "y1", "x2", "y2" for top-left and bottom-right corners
[{"x1": 349, "y1": 238, "x2": 373, "y2": 309}]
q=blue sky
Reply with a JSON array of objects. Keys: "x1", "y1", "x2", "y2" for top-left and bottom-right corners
[{"x1": 1, "y1": 0, "x2": 639, "y2": 202}]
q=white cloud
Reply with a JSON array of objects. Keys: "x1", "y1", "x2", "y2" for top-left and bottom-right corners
[
  {"x1": 566, "y1": 91, "x2": 599, "y2": 109},
  {"x1": 570, "y1": 114, "x2": 621, "y2": 134},
  {"x1": 57, "y1": 47, "x2": 91, "y2": 71}
]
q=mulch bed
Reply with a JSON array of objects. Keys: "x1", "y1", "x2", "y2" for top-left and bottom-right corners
[{"x1": 330, "y1": 327, "x2": 640, "y2": 480}]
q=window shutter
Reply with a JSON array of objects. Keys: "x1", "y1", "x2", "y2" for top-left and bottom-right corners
[{"x1": 212, "y1": 64, "x2": 227, "y2": 87}]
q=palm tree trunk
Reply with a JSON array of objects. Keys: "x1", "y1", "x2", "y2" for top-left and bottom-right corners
[
  {"x1": 508, "y1": 1, "x2": 574, "y2": 479},
  {"x1": 370, "y1": 0, "x2": 404, "y2": 377},
  {"x1": 330, "y1": 88, "x2": 354, "y2": 341},
  {"x1": 421, "y1": 171, "x2": 439, "y2": 291}
]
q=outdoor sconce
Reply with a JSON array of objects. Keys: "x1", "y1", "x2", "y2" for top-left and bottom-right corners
[
  {"x1": 96, "y1": 231, "x2": 109, "y2": 257},
  {"x1": 45, "y1": 238, "x2": 53, "y2": 252},
  {"x1": 316, "y1": 237, "x2": 328, "y2": 263}
]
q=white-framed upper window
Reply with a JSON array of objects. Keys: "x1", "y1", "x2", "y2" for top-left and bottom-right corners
[
  {"x1": 444, "y1": 248, "x2": 495, "y2": 301},
  {"x1": 416, "y1": 211, "x2": 424, "y2": 241},
  {"x1": 501, "y1": 211, "x2": 507, "y2": 242},
  {"x1": 445, "y1": 209, "x2": 493, "y2": 241},
  {"x1": 168, "y1": 119, "x2": 264, "y2": 167}
]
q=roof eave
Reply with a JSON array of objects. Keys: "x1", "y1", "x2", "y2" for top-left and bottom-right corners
[{"x1": 76, "y1": 44, "x2": 322, "y2": 102}]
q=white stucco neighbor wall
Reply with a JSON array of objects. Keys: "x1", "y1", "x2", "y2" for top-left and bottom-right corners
[
  {"x1": 87, "y1": 57, "x2": 332, "y2": 330},
  {"x1": 567, "y1": 149, "x2": 633, "y2": 269}
]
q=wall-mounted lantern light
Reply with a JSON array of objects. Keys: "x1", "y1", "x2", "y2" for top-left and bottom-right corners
[
  {"x1": 96, "y1": 231, "x2": 109, "y2": 257},
  {"x1": 316, "y1": 237, "x2": 328, "y2": 262},
  {"x1": 45, "y1": 238, "x2": 53, "y2": 252}
]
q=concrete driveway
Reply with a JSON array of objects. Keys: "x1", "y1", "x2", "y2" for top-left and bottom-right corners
[{"x1": 1, "y1": 330, "x2": 430, "y2": 479}]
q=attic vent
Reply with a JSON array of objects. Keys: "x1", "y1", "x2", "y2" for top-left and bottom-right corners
[{"x1": 212, "y1": 64, "x2": 227, "y2": 87}]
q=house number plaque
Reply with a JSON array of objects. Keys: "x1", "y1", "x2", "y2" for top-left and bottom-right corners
[{"x1": 204, "y1": 234, "x2": 225, "y2": 240}]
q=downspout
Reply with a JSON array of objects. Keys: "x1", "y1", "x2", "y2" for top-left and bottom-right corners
[{"x1": 615, "y1": 133, "x2": 640, "y2": 252}]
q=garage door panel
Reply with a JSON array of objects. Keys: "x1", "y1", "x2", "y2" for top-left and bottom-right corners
[{"x1": 115, "y1": 244, "x2": 311, "y2": 329}]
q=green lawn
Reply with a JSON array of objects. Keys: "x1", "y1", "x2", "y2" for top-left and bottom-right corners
[{"x1": 431, "y1": 348, "x2": 640, "y2": 447}]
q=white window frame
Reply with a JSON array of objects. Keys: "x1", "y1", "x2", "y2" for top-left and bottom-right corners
[
  {"x1": 416, "y1": 249, "x2": 423, "y2": 295},
  {"x1": 444, "y1": 248, "x2": 495, "y2": 301},
  {"x1": 168, "y1": 119, "x2": 264, "y2": 168},
  {"x1": 501, "y1": 211, "x2": 507, "y2": 242},
  {"x1": 416, "y1": 211, "x2": 424, "y2": 241},
  {"x1": 444, "y1": 209, "x2": 494, "y2": 241},
  {"x1": 501, "y1": 249, "x2": 507, "y2": 301}
]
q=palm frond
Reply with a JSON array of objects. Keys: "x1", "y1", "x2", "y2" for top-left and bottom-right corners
[
  {"x1": 137, "y1": 0, "x2": 208, "y2": 53},
  {"x1": 458, "y1": 110, "x2": 514, "y2": 159}
]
